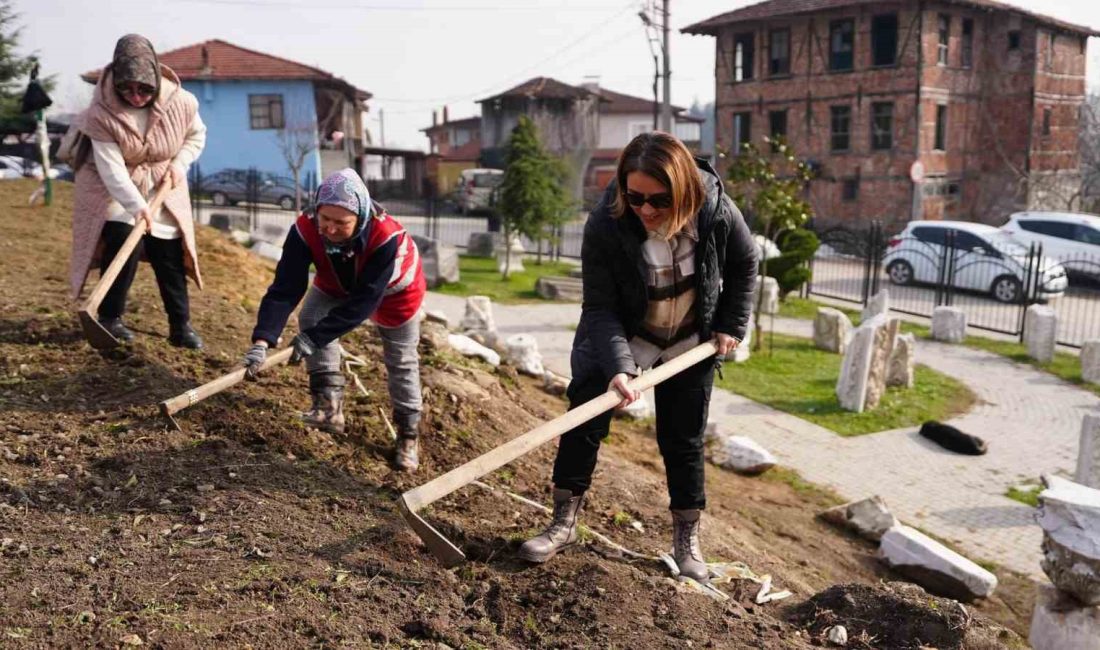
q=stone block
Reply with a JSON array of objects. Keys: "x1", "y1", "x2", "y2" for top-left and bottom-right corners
[
  {"x1": 446, "y1": 333, "x2": 500, "y2": 367},
  {"x1": 504, "y1": 334, "x2": 544, "y2": 377},
  {"x1": 861, "y1": 289, "x2": 890, "y2": 322},
  {"x1": 424, "y1": 309, "x2": 450, "y2": 329},
  {"x1": 543, "y1": 370, "x2": 570, "y2": 396},
  {"x1": 419, "y1": 321, "x2": 450, "y2": 352},
  {"x1": 1037, "y1": 476, "x2": 1100, "y2": 605},
  {"x1": 1029, "y1": 583, "x2": 1100, "y2": 650},
  {"x1": 754, "y1": 276, "x2": 779, "y2": 315},
  {"x1": 886, "y1": 332, "x2": 915, "y2": 389},
  {"x1": 836, "y1": 314, "x2": 891, "y2": 413},
  {"x1": 878, "y1": 525, "x2": 998, "y2": 601},
  {"x1": 820, "y1": 496, "x2": 898, "y2": 542},
  {"x1": 813, "y1": 307, "x2": 852, "y2": 354},
  {"x1": 535, "y1": 276, "x2": 583, "y2": 301},
  {"x1": 459, "y1": 296, "x2": 496, "y2": 336},
  {"x1": 250, "y1": 240, "x2": 282, "y2": 262},
  {"x1": 496, "y1": 235, "x2": 525, "y2": 274},
  {"x1": 931, "y1": 307, "x2": 966, "y2": 343},
  {"x1": 1025, "y1": 304, "x2": 1058, "y2": 363},
  {"x1": 209, "y1": 212, "x2": 247, "y2": 232},
  {"x1": 709, "y1": 435, "x2": 777, "y2": 475},
  {"x1": 1079, "y1": 414, "x2": 1100, "y2": 490},
  {"x1": 413, "y1": 235, "x2": 460, "y2": 288},
  {"x1": 466, "y1": 232, "x2": 497, "y2": 257},
  {"x1": 1082, "y1": 340, "x2": 1100, "y2": 385}
]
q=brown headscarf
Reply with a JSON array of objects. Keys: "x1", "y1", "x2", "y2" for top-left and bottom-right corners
[{"x1": 111, "y1": 34, "x2": 161, "y2": 105}]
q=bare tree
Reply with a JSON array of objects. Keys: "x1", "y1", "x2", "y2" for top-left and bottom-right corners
[
  {"x1": 273, "y1": 111, "x2": 319, "y2": 213},
  {"x1": 1080, "y1": 93, "x2": 1100, "y2": 213}
]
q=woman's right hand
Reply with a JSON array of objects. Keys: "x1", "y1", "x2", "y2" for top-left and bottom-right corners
[
  {"x1": 608, "y1": 373, "x2": 640, "y2": 409},
  {"x1": 134, "y1": 206, "x2": 153, "y2": 233}
]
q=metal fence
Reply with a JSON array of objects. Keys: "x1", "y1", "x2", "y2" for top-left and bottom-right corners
[
  {"x1": 806, "y1": 222, "x2": 1100, "y2": 348},
  {"x1": 190, "y1": 164, "x2": 585, "y2": 260}
]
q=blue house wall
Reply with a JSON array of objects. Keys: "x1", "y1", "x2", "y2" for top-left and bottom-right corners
[{"x1": 182, "y1": 79, "x2": 322, "y2": 183}]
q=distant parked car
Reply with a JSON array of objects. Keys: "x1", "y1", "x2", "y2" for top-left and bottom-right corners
[
  {"x1": 51, "y1": 163, "x2": 75, "y2": 182},
  {"x1": 883, "y1": 220, "x2": 1067, "y2": 303},
  {"x1": 201, "y1": 169, "x2": 305, "y2": 211},
  {"x1": 1000, "y1": 211, "x2": 1100, "y2": 278},
  {"x1": 453, "y1": 168, "x2": 503, "y2": 214}
]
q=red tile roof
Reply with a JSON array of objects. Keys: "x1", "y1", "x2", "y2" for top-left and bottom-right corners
[
  {"x1": 597, "y1": 87, "x2": 686, "y2": 115},
  {"x1": 683, "y1": 0, "x2": 1100, "y2": 37},
  {"x1": 478, "y1": 76, "x2": 605, "y2": 103},
  {"x1": 82, "y1": 39, "x2": 371, "y2": 99},
  {"x1": 421, "y1": 116, "x2": 482, "y2": 134}
]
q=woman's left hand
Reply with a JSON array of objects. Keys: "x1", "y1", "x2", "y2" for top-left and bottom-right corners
[
  {"x1": 166, "y1": 165, "x2": 185, "y2": 190},
  {"x1": 714, "y1": 333, "x2": 739, "y2": 356}
]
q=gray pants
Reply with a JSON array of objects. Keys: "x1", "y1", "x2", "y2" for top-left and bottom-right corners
[{"x1": 298, "y1": 287, "x2": 422, "y2": 430}]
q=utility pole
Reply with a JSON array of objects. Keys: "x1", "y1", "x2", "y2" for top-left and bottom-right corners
[
  {"x1": 660, "y1": 0, "x2": 672, "y2": 132},
  {"x1": 379, "y1": 108, "x2": 386, "y2": 148}
]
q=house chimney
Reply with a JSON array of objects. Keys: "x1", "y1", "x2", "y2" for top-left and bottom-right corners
[
  {"x1": 432, "y1": 110, "x2": 438, "y2": 126},
  {"x1": 200, "y1": 45, "x2": 211, "y2": 76},
  {"x1": 443, "y1": 105, "x2": 449, "y2": 124}
]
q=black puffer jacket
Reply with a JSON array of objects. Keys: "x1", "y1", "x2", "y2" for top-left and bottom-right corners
[{"x1": 570, "y1": 158, "x2": 758, "y2": 384}]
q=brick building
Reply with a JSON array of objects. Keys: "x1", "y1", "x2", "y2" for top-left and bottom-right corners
[{"x1": 684, "y1": 0, "x2": 1098, "y2": 230}]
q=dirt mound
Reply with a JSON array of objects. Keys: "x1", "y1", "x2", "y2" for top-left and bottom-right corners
[
  {"x1": 789, "y1": 582, "x2": 1026, "y2": 649},
  {"x1": 0, "y1": 181, "x2": 1032, "y2": 647}
]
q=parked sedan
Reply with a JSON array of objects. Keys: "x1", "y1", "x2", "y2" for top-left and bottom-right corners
[
  {"x1": 1001, "y1": 211, "x2": 1100, "y2": 279},
  {"x1": 883, "y1": 220, "x2": 1067, "y2": 303},
  {"x1": 201, "y1": 169, "x2": 306, "y2": 211}
]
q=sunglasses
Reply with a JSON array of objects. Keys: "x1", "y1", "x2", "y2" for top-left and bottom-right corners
[
  {"x1": 624, "y1": 189, "x2": 673, "y2": 210},
  {"x1": 115, "y1": 82, "x2": 156, "y2": 97}
]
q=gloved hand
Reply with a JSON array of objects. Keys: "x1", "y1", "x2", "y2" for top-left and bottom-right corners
[
  {"x1": 289, "y1": 333, "x2": 316, "y2": 365},
  {"x1": 243, "y1": 342, "x2": 268, "y2": 380}
]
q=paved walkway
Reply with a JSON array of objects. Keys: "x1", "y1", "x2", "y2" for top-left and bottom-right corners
[{"x1": 423, "y1": 294, "x2": 1097, "y2": 579}]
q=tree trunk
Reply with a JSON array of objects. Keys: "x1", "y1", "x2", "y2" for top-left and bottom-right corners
[
  {"x1": 292, "y1": 167, "x2": 302, "y2": 214},
  {"x1": 501, "y1": 223, "x2": 512, "y2": 280}
]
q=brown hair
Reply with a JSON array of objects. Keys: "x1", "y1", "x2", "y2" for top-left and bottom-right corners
[{"x1": 611, "y1": 131, "x2": 705, "y2": 240}]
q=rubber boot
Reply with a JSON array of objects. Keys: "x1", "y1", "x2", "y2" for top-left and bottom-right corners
[
  {"x1": 671, "y1": 509, "x2": 709, "y2": 582},
  {"x1": 394, "y1": 421, "x2": 420, "y2": 472},
  {"x1": 169, "y1": 321, "x2": 203, "y2": 349},
  {"x1": 518, "y1": 488, "x2": 584, "y2": 563},
  {"x1": 301, "y1": 373, "x2": 346, "y2": 434},
  {"x1": 98, "y1": 318, "x2": 134, "y2": 343}
]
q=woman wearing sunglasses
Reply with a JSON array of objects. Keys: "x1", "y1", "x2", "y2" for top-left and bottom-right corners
[
  {"x1": 519, "y1": 132, "x2": 758, "y2": 581},
  {"x1": 70, "y1": 34, "x2": 207, "y2": 348}
]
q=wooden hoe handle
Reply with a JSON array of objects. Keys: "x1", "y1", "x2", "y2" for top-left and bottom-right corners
[{"x1": 159, "y1": 347, "x2": 296, "y2": 417}]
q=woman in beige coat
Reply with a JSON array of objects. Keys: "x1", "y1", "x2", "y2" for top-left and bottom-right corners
[{"x1": 71, "y1": 34, "x2": 206, "y2": 348}]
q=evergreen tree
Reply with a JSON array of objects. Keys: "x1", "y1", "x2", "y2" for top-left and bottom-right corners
[
  {"x1": 726, "y1": 136, "x2": 816, "y2": 350},
  {"x1": 496, "y1": 115, "x2": 570, "y2": 278},
  {"x1": 0, "y1": 1, "x2": 39, "y2": 121}
]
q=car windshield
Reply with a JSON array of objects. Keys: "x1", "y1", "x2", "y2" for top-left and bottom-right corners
[{"x1": 984, "y1": 231, "x2": 1029, "y2": 255}]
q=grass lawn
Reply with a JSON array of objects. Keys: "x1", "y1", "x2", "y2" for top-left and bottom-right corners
[
  {"x1": 1005, "y1": 485, "x2": 1042, "y2": 508},
  {"x1": 435, "y1": 255, "x2": 577, "y2": 304},
  {"x1": 716, "y1": 333, "x2": 977, "y2": 437}
]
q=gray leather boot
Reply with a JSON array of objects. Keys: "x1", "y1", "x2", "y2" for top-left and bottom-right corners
[
  {"x1": 671, "y1": 509, "x2": 709, "y2": 582},
  {"x1": 518, "y1": 488, "x2": 584, "y2": 563},
  {"x1": 394, "y1": 421, "x2": 420, "y2": 472},
  {"x1": 301, "y1": 386, "x2": 345, "y2": 434}
]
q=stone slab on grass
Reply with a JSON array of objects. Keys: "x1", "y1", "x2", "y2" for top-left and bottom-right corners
[{"x1": 878, "y1": 525, "x2": 998, "y2": 601}]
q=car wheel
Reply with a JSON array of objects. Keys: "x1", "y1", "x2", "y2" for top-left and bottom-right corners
[
  {"x1": 991, "y1": 275, "x2": 1022, "y2": 304},
  {"x1": 212, "y1": 192, "x2": 228, "y2": 207},
  {"x1": 278, "y1": 196, "x2": 295, "y2": 211},
  {"x1": 887, "y1": 259, "x2": 914, "y2": 286}
]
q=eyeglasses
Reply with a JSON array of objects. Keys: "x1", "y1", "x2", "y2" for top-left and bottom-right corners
[
  {"x1": 624, "y1": 189, "x2": 673, "y2": 210},
  {"x1": 115, "y1": 82, "x2": 156, "y2": 98}
]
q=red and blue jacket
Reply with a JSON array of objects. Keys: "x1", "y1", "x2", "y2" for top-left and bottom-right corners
[{"x1": 252, "y1": 209, "x2": 426, "y2": 348}]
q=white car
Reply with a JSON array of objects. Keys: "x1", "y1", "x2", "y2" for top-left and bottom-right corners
[
  {"x1": 883, "y1": 220, "x2": 1067, "y2": 303},
  {"x1": 453, "y1": 168, "x2": 503, "y2": 214},
  {"x1": 1001, "y1": 211, "x2": 1100, "y2": 277},
  {"x1": 0, "y1": 155, "x2": 59, "y2": 180}
]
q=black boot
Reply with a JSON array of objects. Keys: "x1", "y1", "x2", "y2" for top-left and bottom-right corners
[
  {"x1": 169, "y1": 322, "x2": 203, "y2": 349},
  {"x1": 98, "y1": 318, "x2": 134, "y2": 343}
]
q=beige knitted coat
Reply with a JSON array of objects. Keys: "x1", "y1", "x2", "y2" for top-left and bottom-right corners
[{"x1": 70, "y1": 64, "x2": 203, "y2": 299}]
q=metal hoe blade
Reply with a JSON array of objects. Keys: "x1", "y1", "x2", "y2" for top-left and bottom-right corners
[
  {"x1": 398, "y1": 495, "x2": 466, "y2": 567},
  {"x1": 78, "y1": 310, "x2": 120, "y2": 351}
]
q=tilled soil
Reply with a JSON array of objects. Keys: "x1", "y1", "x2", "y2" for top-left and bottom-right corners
[{"x1": 1, "y1": 181, "x2": 1029, "y2": 648}]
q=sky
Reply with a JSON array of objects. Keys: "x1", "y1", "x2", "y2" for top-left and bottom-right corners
[{"x1": 18, "y1": 0, "x2": 1100, "y2": 152}]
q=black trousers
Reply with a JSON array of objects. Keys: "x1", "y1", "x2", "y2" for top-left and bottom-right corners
[
  {"x1": 552, "y1": 355, "x2": 715, "y2": 510},
  {"x1": 97, "y1": 221, "x2": 190, "y2": 326}
]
